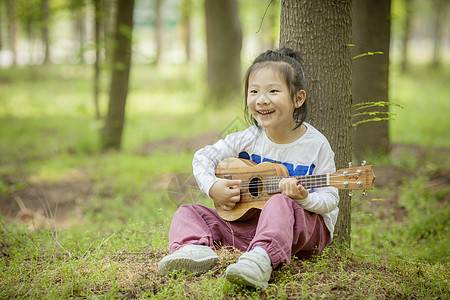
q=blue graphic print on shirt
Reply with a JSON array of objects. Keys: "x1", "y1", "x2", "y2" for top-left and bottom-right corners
[{"x1": 238, "y1": 151, "x2": 316, "y2": 176}]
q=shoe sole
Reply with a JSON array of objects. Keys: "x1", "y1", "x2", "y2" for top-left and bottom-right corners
[
  {"x1": 226, "y1": 266, "x2": 268, "y2": 288},
  {"x1": 159, "y1": 255, "x2": 218, "y2": 275}
]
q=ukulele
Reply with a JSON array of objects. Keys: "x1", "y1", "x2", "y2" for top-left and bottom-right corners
[{"x1": 214, "y1": 157, "x2": 375, "y2": 221}]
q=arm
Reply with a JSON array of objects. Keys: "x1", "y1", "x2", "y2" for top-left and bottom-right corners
[
  {"x1": 192, "y1": 128, "x2": 257, "y2": 209},
  {"x1": 279, "y1": 143, "x2": 339, "y2": 215}
]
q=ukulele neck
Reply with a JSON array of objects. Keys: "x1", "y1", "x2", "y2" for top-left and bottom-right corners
[{"x1": 267, "y1": 174, "x2": 329, "y2": 193}]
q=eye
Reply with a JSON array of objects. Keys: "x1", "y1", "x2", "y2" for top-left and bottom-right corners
[
  {"x1": 270, "y1": 89, "x2": 279, "y2": 93},
  {"x1": 249, "y1": 89, "x2": 258, "y2": 94}
]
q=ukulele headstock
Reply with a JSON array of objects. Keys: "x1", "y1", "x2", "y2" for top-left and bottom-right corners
[{"x1": 330, "y1": 161, "x2": 375, "y2": 193}]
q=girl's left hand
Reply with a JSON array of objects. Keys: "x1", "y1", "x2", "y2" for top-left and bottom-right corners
[{"x1": 279, "y1": 178, "x2": 309, "y2": 200}]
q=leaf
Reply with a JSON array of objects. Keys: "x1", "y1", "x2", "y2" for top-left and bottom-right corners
[
  {"x1": 352, "y1": 111, "x2": 398, "y2": 118},
  {"x1": 352, "y1": 117, "x2": 396, "y2": 127},
  {"x1": 352, "y1": 51, "x2": 384, "y2": 59},
  {"x1": 353, "y1": 101, "x2": 405, "y2": 111}
]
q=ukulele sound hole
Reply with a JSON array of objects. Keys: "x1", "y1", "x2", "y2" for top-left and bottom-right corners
[{"x1": 249, "y1": 177, "x2": 263, "y2": 197}]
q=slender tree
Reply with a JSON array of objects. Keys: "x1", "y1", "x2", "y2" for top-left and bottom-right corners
[
  {"x1": 154, "y1": 0, "x2": 163, "y2": 65},
  {"x1": 101, "y1": 0, "x2": 134, "y2": 150},
  {"x1": 0, "y1": 0, "x2": 4, "y2": 52},
  {"x1": 280, "y1": 0, "x2": 353, "y2": 245},
  {"x1": 41, "y1": 0, "x2": 50, "y2": 64},
  {"x1": 180, "y1": 0, "x2": 191, "y2": 63},
  {"x1": 7, "y1": 0, "x2": 17, "y2": 66},
  {"x1": 352, "y1": 0, "x2": 391, "y2": 160},
  {"x1": 204, "y1": 0, "x2": 242, "y2": 106},
  {"x1": 400, "y1": 0, "x2": 412, "y2": 73},
  {"x1": 431, "y1": 0, "x2": 446, "y2": 68},
  {"x1": 93, "y1": 0, "x2": 103, "y2": 119}
]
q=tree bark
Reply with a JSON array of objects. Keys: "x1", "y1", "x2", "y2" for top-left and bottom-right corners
[
  {"x1": 41, "y1": 0, "x2": 50, "y2": 64},
  {"x1": 101, "y1": 0, "x2": 134, "y2": 151},
  {"x1": 154, "y1": 0, "x2": 163, "y2": 66},
  {"x1": 204, "y1": 0, "x2": 242, "y2": 106},
  {"x1": 7, "y1": 0, "x2": 17, "y2": 66},
  {"x1": 280, "y1": 0, "x2": 353, "y2": 245},
  {"x1": 180, "y1": 0, "x2": 191, "y2": 63},
  {"x1": 93, "y1": 0, "x2": 103, "y2": 120},
  {"x1": 431, "y1": 0, "x2": 445, "y2": 68},
  {"x1": 400, "y1": 0, "x2": 412, "y2": 73},
  {"x1": 352, "y1": 0, "x2": 391, "y2": 160}
]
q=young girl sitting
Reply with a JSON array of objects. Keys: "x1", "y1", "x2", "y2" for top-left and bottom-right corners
[{"x1": 158, "y1": 47, "x2": 339, "y2": 288}]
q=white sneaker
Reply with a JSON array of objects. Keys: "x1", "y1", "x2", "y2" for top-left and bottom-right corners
[
  {"x1": 158, "y1": 245, "x2": 218, "y2": 275},
  {"x1": 225, "y1": 252, "x2": 272, "y2": 288}
]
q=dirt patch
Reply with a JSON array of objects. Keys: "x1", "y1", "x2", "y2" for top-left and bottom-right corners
[{"x1": 0, "y1": 170, "x2": 92, "y2": 230}]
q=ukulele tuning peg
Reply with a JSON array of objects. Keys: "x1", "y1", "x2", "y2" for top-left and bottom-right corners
[
  {"x1": 362, "y1": 190, "x2": 368, "y2": 196},
  {"x1": 348, "y1": 190, "x2": 354, "y2": 197},
  {"x1": 361, "y1": 160, "x2": 367, "y2": 166}
]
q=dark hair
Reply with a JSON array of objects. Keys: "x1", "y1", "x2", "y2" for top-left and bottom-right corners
[{"x1": 243, "y1": 47, "x2": 307, "y2": 130}]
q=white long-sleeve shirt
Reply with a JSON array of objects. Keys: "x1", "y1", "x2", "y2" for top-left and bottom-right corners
[{"x1": 192, "y1": 122, "x2": 339, "y2": 239}]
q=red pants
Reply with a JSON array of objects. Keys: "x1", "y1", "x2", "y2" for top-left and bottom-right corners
[{"x1": 168, "y1": 194, "x2": 331, "y2": 268}]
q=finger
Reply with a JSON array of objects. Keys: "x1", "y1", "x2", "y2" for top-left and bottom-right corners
[
  {"x1": 229, "y1": 194, "x2": 241, "y2": 203},
  {"x1": 222, "y1": 205, "x2": 231, "y2": 211},
  {"x1": 226, "y1": 179, "x2": 242, "y2": 188},
  {"x1": 223, "y1": 203, "x2": 236, "y2": 211}
]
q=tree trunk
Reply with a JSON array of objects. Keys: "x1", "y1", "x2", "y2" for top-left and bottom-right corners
[
  {"x1": 102, "y1": 0, "x2": 114, "y2": 64},
  {"x1": 93, "y1": 0, "x2": 103, "y2": 120},
  {"x1": 352, "y1": 0, "x2": 391, "y2": 160},
  {"x1": 8, "y1": 0, "x2": 17, "y2": 66},
  {"x1": 204, "y1": 0, "x2": 242, "y2": 106},
  {"x1": 0, "y1": 1, "x2": 3, "y2": 52},
  {"x1": 41, "y1": 0, "x2": 50, "y2": 64},
  {"x1": 101, "y1": 0, "x2": 134, "y2": 151},
  {"x1": 431, "y1": 0, "x2": 445, "y2": 68},
  {"x1": 400, "y1": 0, "x2": 412, "y2": 73},
  {"x1": 280, "y1": 0, "x2": 353, "y2": 245},
  {"x1": 74, "y1": 3, "x2": 85, "y2": 63},
  {"x1": 154, "y1": 0, "x2": 163, "y2": 66},
  {"x1": 180, "y1": 0, "x2": 191, "y2": 63}
]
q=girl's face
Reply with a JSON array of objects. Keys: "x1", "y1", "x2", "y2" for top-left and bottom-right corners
[{"x1": 247, "y1": 66, "x2": 305, "y2": 142}]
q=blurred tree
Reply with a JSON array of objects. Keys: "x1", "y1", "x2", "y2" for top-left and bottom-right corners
[
  {"x1": 101, "y1": 0, "x2": 134, "y2": 150},
  {"x1": 352, "y1": 0, "x2": 391, "y2": 160},
  {"x1": 205, "y1": 0, "x2": 242, "y2": 106},
  {"x1": 180, "y1": 0, "x2": 191, "y2": 63},
  {"x1": 0, "y1": 0, "x2": 4, "y2": 52},
  {"x1": 71, "y1": 0, "x2": 86, "y2": 63},
  {"x1": 280, "y1": 0, "x2": 352, "y2": 245},
  {"x1": 41, "y1": 0, "x2": 50, "y2": 64},
  {"x1": 7, "y1": 0, "x2": 17, "y2": 66},
  {"x1": 102, "y1": 0, "x2": 115, "y2": 64},
  {"x1": 93, "y1": 0, "x2": 103, "y2": 120},
  {"x1": 154, "y1": 0, "x2": 163, "y2": 65},
  {"x1": 431, "y1": 0, "x2": 446, "y2": 68},
  {"x1": 400, "y1": 0, "x2": 412, "y2": 73}
]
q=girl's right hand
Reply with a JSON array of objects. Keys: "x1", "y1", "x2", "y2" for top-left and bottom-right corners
[{"x1": 209, "y1": 179, "x2": 242, "y2": 211}]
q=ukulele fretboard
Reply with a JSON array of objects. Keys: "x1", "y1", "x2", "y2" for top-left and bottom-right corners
[{"x1": 266, "y1": 174, "x2": 329, "y2": 193}]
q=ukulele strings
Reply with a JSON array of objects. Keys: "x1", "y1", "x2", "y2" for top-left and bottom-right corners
[{"x1": 233, "y1": 171, "x2": 362, "y2": 193}]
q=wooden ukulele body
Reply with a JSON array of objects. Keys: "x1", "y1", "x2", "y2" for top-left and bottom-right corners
[{"x1": 214, "y1": 158, "x2": 289, "y2": 221}]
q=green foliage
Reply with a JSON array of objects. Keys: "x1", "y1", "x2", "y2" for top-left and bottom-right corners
[
  {"x1": 390, "y1": 63, "x2": 450, "y2": 148},
  {"x1": 352, "y1": 101, "x2": 404, "y2": 127}
]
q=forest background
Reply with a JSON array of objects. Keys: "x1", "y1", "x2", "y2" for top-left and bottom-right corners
[{"x1": 0, "y1": 0, "x2": 449, "y2": 298}]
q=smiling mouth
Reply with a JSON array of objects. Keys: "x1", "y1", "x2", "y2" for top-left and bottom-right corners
[{"x1": 258, "y1": 109, "x2": 275, "y2": 115}]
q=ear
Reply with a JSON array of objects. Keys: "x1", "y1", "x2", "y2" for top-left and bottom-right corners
[{"x1": 294, "y1": 90, "x2": 306, "y2": 108}]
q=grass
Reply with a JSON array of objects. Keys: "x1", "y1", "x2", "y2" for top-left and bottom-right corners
[{"x1": 1, "y1": 61, "x2": 449, "y2": 298}]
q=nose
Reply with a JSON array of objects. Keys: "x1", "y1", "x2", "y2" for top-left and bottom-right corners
[{"x1": 256, "y1": 91, "x2": 270, "y2": 105}]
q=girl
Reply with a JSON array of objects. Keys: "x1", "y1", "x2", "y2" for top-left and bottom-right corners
[{"x1": 158, "y1": 48, "x2": 339, "y2": 288}]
